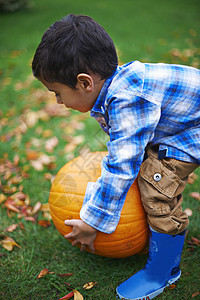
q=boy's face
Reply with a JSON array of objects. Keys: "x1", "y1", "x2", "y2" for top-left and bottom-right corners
[{"x1": 40, "y1": 75, "x2": 103, "y2": 113}]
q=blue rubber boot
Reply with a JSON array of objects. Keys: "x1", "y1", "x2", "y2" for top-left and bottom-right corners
[{"x1": 116, "y1": 228, "x2": 186, "y2": 300}]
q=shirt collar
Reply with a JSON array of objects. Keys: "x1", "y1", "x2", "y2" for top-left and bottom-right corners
[{"x1": 91, "y1": 68, "x2": 119, "y2": 114}]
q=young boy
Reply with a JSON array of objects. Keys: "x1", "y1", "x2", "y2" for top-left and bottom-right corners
[{"x1": 32, "y1": 14, "x2": 200, "y2": 299}]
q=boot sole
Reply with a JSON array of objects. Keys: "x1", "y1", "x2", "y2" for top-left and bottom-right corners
[{"x1": 116, "y1": 271, "x2": 181, "y2": 300}]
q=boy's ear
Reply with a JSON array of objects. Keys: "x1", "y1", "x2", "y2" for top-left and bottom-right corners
[{"x1": 76, "y1": 73, "x2": 94, "y2": 92}]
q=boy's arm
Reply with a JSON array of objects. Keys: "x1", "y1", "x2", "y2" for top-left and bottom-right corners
[
  {"x1": 79, "y1": 94, "x2": 161, "y2": 234},
  {"x1": 65, "y1": 95, "x2": 161, "y2": 250}
]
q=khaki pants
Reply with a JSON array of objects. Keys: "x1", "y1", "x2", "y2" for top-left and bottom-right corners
[{"x1": 138, "y1": 147, "x2": 199, "y2": 235}]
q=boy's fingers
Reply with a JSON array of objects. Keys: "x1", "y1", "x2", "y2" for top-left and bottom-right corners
[
  {"x1": 71, "y1": 240, "x2": 79, "y2": 247},
  {"x1": 89, "y1": 242, "x2": 95, "y2": 253},
  {"x1": 64, "y1": 231, "x2": 74, "y2": 239},
  {"x1": 80, "y1": 244, "x2": 87, "y2": 251},
  {"x1": 64, "y1": 219, "x2": 77, "y2": 226}
]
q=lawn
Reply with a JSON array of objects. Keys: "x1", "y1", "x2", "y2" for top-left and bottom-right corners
[{"x1": 0, "y1": 0, "x2": 200, "y2": 299}]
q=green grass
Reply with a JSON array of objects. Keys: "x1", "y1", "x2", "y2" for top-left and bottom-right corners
[{"x1": 0, "y1": 0, "x2": 200, "y2": 299}]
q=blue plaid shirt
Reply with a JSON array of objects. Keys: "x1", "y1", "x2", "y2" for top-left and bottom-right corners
[{"x1": 80, "y1": 61, "x2": 200, "y2": 233}]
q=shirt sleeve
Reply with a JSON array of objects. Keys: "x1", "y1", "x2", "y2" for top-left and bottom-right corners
[{"x1": 80, "y1": 94, "x2": 161, "y2": 233}]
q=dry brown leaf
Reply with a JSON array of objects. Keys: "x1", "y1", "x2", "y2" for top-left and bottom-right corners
[
  {"x1": 44, "y1": 172, "x2": 53, "y2": 181},
  {"x1": 9, "y1": 174, "x2": 23, "y2": 185},
  {"x1": 42, "y1": 212, "x2": 52, "y2": 221},
  {"x1": 168, "y1": 284, "x2": 176, "y2": 289},
  {"x1": 188, "y1": 172, "x2": 198, "y2": 184},
  {"x1": 19, "y1": 222, "x2": 25, "y2": 230},
  {"x1": 6, "y1": 224, "x2": 19, "y2": 232},
  {"x1": 42, "y1": 129, "x2": 53, "y2": 138},
  {"x1": 40, "y1": 203, "x2": 50, "y2": 212},
  {"x1": 47, "y1": 162, "x2": 57, "y2": 170},
  {"x1": 38, "y1": 110, "x2": 49, "y2": 121},
  {"x1": 37, "y1": 268, "x2": 54, "y2": 279},
  {"x1": 0, "y1": 236, "x2": 21, "y2": 251},
  {"x1": 58, "y1": 273, "x2": 74, "y2": 277},
  {"x1": 192, "y1": 291, "x2": 200, "y2": 298},
  {"x1": 13, "y1": 154, "x2": 20, "y2": 166},
  {"x1": 64, "y1": 143, "x2": 77, "y2": 153},
  {"x1": 24, "y1": 216, "x2": 36, "y2": 222},
  {"x1": 58, "y1": 292, "x2": 74, "y2": 300},
  {"x1": 45, "y1": 136, "x2": 59, "y2": 152},
  {"x1": 23, "y1": 111, "x2": 38, "y2": 128},
  {"x1": 30, "y1": 160, "x2": 44, "y2": 171},
  {"x1": 38, "y1": 220, "x2": 51, "y2": 228},
  {"x1": 0, "y1": 193, "x2": 6, "y2": 204},
  {"x1": 190, "y1": 192, "x2": 200, "y2": 201},
  {"x1": 31, "y1": 201, "x2": 41, "y2": 215},
  {"x1": 4, "y1": 170, "x2": 12, "y2": 181},
  {"x1": 191, "y1": 237, "x2": 200, "y2": 246},
  {"x1": 4, "y1": 201, "x2": 20, "y2": 213},
  {"x1": 26, "y1": 150, "x2": 40, "y2": 161},
  {"x1": 11, "y1": 191, "x2": 26, "y2": 201},
  {"x1": 83, "y1": 281, "x2": 97, "y2": 290},
  {"x1": 39, "y1": 153, "x2": 55, "y2": 165},
  {"x1": 184, "y1": 208, "x2": 193, "y2": 217},
  {"x1": 73, "y1": 289, "x2": 84, "y2": 300}
]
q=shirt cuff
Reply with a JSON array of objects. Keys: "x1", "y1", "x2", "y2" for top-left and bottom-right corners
[{"x1": 80, "y1": 202, "x2": 120, "y2": 234}]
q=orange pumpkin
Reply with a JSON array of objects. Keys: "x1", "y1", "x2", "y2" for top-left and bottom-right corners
[{"x1": 48, "y1": 151, "x2": 149, "y2": 258}]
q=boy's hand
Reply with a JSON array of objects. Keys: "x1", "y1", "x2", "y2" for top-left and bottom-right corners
[{"x1": 64, "y1": 219, "x2": 97, "y2": 252}]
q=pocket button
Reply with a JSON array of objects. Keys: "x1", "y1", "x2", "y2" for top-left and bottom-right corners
[{"x1": 153, "y1": 173, "x2": 162, "y2": 182}]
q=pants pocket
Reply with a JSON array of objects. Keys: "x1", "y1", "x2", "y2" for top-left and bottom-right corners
[
  {"x1": 138, "y1": 156, "x2": 182, "y2": 216},
  {"x1": 139, "y1": 156, "x2": 182, "y2": 199}
]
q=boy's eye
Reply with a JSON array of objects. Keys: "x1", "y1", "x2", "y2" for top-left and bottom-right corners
[{"x1": 55, "y1": 93, "x2": 59, "y2": 97}]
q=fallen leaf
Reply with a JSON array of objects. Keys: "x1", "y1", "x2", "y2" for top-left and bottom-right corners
[
  {"x1": 73, "y1": 289, "x2": 84, "y2": 300},
  {"x1": 39, "y1": 153, "x2": 55, "y2": 165},
  {"x1": 24, "y1": 216, "x2": 36, "y2": 222},
  {"x1": 186, "y1": 236, "x2": 200, "y2": 251},
  {"x1": 58, "y1": 273, "x2": 74, "y2": 277},
  {"x1": 184, "y1": 208, "x2": 193, "y2": 217},
  {"x1": 0, "y1": 236, "x2": 21, "y2": 251},
  {"x1": 40, "y1": 203, "x2": 50, "y2": 212},
  {"x1": 44, "y1": 173, "x2": 53, "y2": 181},
  {"x1": 31, "y1": 201, "x2": 41, "y2": 215},
  {"x1": 6, "y1": 224, "x2": 19, "y2": 232},
  {"x1": 42, "y1": 129, "x2": 53, "y2": 138},
  {"x1": 83, "y1": 281, "x2": 97, "y2": 290},
  {"x1": 0, "y1": 193, "x2": 6, "y2": 204},
  {"x1": 19, "y1": 222, "x2": 25, "y2": 230},
  {"x1": 58, "y1": 292, "x2": 74, "y2": 300},
  {"x1": 42, "y1": 211, "x2": 52, "y2": 221},
  {"x1": 191, "y1": 237, "x2": 200, "y2": 246},
  {"x1": 188, "y1": 172, "x2": 198, "y2": 184},
  {"x1": 37, "y1": 268, "x2": 54, "y2": 279},
  {"x1": 23, "y1": 110, "x2": 38, "y2": 128},
  {"x1": 13, "y1": 154, "x2": 20, "y2": 166},
  {"x1": 64, "y1": 282, "x2": 71, "y2": 287},
  {"x1": 47, "y1": 162, "x2": 57, "y2": 170},
  {"x1": 4, "y1": 201, "x2": 20, "y2": 213},
  {"x1": 38, "y1": 220, "x2": 51, "y2": 228},
  {"x1": 168, "y1": 284, "x2": 176, "y2": 289},
  {"x1": 30, "y1": 160, "x2": 44, "y2": 171},
  {"x1": 11, "y1": 191, "x2": 26, "y2": 201},
  {"x1": 26, "y1": 150, "x2": 40, "y2": 161},
  {"x1": 192, "y1": 291, "x2": 200, "y2": 298},
  {"x1": 190, "y1": 192, "x2": 200, "y2": 201},
  {"x1": 45, "y1": 136, "x2": 59, "y2": 152}
]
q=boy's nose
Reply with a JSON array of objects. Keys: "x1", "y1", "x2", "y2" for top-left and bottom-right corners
[{"x1": 56, "y1": 98, "x2": 63, "y2": 104}]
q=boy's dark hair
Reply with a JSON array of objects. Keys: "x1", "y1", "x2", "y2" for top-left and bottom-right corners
[{"x1": 32, "y1": 14, "x2": 118, "y2": 88}]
